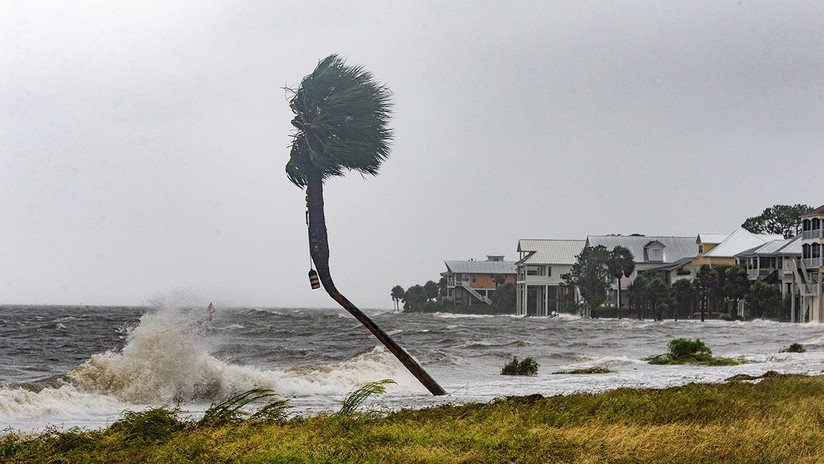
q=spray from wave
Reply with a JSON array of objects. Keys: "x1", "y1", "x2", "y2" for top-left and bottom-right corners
[{"x1": 1, "y1": 304, "x2": 419, "y2": 424}]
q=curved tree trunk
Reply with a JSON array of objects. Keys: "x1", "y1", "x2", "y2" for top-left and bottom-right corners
[{"x1": 306, "y1": 169, "x2": 446, "y2": 396}]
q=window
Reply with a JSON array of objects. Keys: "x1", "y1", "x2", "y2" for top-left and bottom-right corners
[
  {"x1": 699, "y1": 244, "x2": 704, "y2": 254},
  {"x1": 651, "y1": 248, "x2": 662, "y2": 260},
  {"x1": 471, "y1": 274, "x2": 477, "y2": 282},
  {"x1": 527, "y1": 266, "x2": 539, "y2": 276},
  {"x1": 547, "y1": 266, "x2": 552, "y2": 276}
]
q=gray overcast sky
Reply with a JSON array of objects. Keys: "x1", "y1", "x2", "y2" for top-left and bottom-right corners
[{"x1": 1, "y1": 1, "x2": 822, "y2": 308}]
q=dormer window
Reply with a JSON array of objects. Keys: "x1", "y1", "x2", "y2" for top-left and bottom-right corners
[{"x1": 644, "y1": 240, "x2": 666, "y2": 262}]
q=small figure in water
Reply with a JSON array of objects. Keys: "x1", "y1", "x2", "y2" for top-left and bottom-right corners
[{"x1": 207, "y1": 302, "x2": 215, "y2": 322}]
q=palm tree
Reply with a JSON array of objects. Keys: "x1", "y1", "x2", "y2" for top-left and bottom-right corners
[
  {"x1": 391, "y1": 285, "x2": 405, "y2": 311},
  {"x1": 607, "y1": 246, "x2": 634, "y2": 319},
  {"x1": 285, "y1": 55, "x2": 445, "y2": 396}
]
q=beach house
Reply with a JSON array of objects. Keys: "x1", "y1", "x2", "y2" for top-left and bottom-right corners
[
  {"x1": 444, "y1": 256, "x2": 516, "y2": 306},
  {"x1": 515, "y1": 239, "x2": 585, "y2": 316},
  {"x1": 798, "y1": 205, "x2": 824, "y2": 322}
]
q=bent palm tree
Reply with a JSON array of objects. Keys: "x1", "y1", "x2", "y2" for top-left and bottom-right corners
[{"x1": 285, "y1": 55, "x2": 445, "y2": 396}]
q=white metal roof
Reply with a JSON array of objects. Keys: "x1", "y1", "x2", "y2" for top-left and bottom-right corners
[
  {"x1": 703, "y1": 229, "x2": 785, "y2": 258},
  {"x1": 517, "y1": 239, "x2": 585, "y2": 265},
  {"x1": 775, "y1": 235, "x2": 803, "y2": 255},
  {"x1": 444, "y1": 260, "x2": 516, "y2": 274},
  {"x1": 585, "y1": 235, "x2": 698, "y2": 264}
]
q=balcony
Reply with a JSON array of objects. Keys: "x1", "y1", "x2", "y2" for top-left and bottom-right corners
[
  {"x1": 802, "y1": 229, "x2": 823, "y2": 240},
  {"x1": 802, "y1": 257, "x2": 823, "y2": 269},
  {"x1": 747, "y1": 269, "x2": 774, "y2": 280}
]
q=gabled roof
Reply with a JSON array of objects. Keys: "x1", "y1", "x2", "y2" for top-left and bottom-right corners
[
  {"x1": 801, "y1": 204, "x2": 824, "y2": 218},
  {"x1": 585, "y1": 235, "x2": 697, "y2": 264},
  {"x1": 775, "y1": 235, "x2": 803, "y2": 255},
  {"x1": 644, "y1": 240, "x2": 666, "y2": 248},
  {"x1": 697, "y1": 234, "x2": 730, "y2": 244},
  {"x1": 444, "y1": 260, "x2": 516, "y2": 274},
  {"x1": 703, "y1": 229, "x2": 785, "y2": 258},
  {"x1": 517, "y1": 239, "x2": 585, "y2": 265},
  {"x1": 736, "y1": 237, "x2": 794, "y2": 257}
]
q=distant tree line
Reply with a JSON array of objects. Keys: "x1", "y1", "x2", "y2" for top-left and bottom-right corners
[
  {"x1": 562, "y1": 246, "x2": 786, "y2": 321},
  {"x1": 391, "y1": 278, "x2": 516, "y2": 314}
]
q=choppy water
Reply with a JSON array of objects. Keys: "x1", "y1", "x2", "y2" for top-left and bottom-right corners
[{"x1": 2, "y1": 304, "x2": 823, "y2": 433}]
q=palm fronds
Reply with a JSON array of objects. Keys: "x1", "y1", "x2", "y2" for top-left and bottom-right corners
[
  {"x1": 286, "y1": 54, "x2": 393, "y2": 188},
  {"x1": 337, "y1": 379, "x2": 395, "y2": 415},
  {"x1": 199, "y1": 389, "x2": 289, "y2": 426}
]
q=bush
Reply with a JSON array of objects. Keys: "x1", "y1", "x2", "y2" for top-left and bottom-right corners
[
  {"x1": 648, "y1": 338, "x2": 743, "y2": 366},
  {"x1": 501, "y1": 357, "x2": 539, "y2": 376},
  {"x1": 669, "y1": 338, "x2": 712, "y2": 360},
  {"x1": 781, "y1": 343, "x2": 806, "y2": 353}
]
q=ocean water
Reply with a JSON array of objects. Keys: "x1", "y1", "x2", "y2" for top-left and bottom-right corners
[{"x1": 2, "y1": 304, "x2": 824, "y2": 433}]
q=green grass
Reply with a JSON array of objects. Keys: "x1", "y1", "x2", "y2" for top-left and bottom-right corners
[{"x1": 5, "y1": 373, "x2": 824, "y2": 463}]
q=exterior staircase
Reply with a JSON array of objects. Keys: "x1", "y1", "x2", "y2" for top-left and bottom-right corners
[
  {"x1": 791, "y1": 258, "x2": 817, "y2": 322},
  {"x1": 459, "y1": 281, "x2": 492, "y2": 305}
]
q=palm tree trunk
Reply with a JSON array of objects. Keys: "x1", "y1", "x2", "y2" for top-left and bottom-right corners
[
  {"x1": 306, "y1": 169, "x2": 446, "y2": 396},
  {"x1": 617, "y1": 279, "x2": 622, "y2": 319}
]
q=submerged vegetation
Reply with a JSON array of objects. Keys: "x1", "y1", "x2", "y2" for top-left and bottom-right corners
[
  {"x1": 552, "y1": 367, "x2": 614, "y2": 374},
  {"x1": 647, "y1": 338, "x2": 745, "y2": 366},
  {"x1": 5, "y1": 374, "x2": 824, "y2": 462},
  {"x1": 501, "y1": 357, "x2": 539, "y2": 376},
  {"x1": 781, "y1": 342, "x2": 807, "y2": 353}
]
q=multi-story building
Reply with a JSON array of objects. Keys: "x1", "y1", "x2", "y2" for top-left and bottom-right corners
[
  {"x1": 586, "y1": 235, "x2": 699, "y2": 305},
  {"x1": 692, "y1": 229, "x2": 784, "y2": 268},
  {"x1": 515, "y1": 239, "x2": 585, "y2": 316},
  {"x1": 444, "y1": 255, "x2": 516, "y2": 306},
  {"x1": 798, "y1": 205, "x2": 824, "y2": 322},
  {"x1": 736, "y1": 235, "x2": 803, "y2": 320}
]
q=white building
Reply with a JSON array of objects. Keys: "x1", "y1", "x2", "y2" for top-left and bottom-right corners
[{"x1": 515, "y1": 239, "x2": 585, "y2": 316}]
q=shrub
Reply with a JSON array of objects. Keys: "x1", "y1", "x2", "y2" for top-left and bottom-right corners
[
  {"x1": 669, "y1": 338, "x2": 712, "y2": 360},
  {"x1": 781, "y1": 343, "x2": 806, "y2": 353},
  {"x1": 648, "y1": 338, "x2": 743, "y2": 366},
  {"x1": 501, "y1": 357, "x2": 539, "y2": 376}
]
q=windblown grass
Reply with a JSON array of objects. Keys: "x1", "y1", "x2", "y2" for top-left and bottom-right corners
[
  {"x1": 338, "y1": 379, "x2": 395, "y2": 416},
  {"x1": 5, "y1": 374, "x2": 824, "y2": 463},
  {"x1": 199, "y1": 388, "x2": 289, "y2": 426}
]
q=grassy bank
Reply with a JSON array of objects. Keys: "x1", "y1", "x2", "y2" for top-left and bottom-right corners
[{"x1": 4, "y1": 373, "x2": 824, "y2": 463}]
